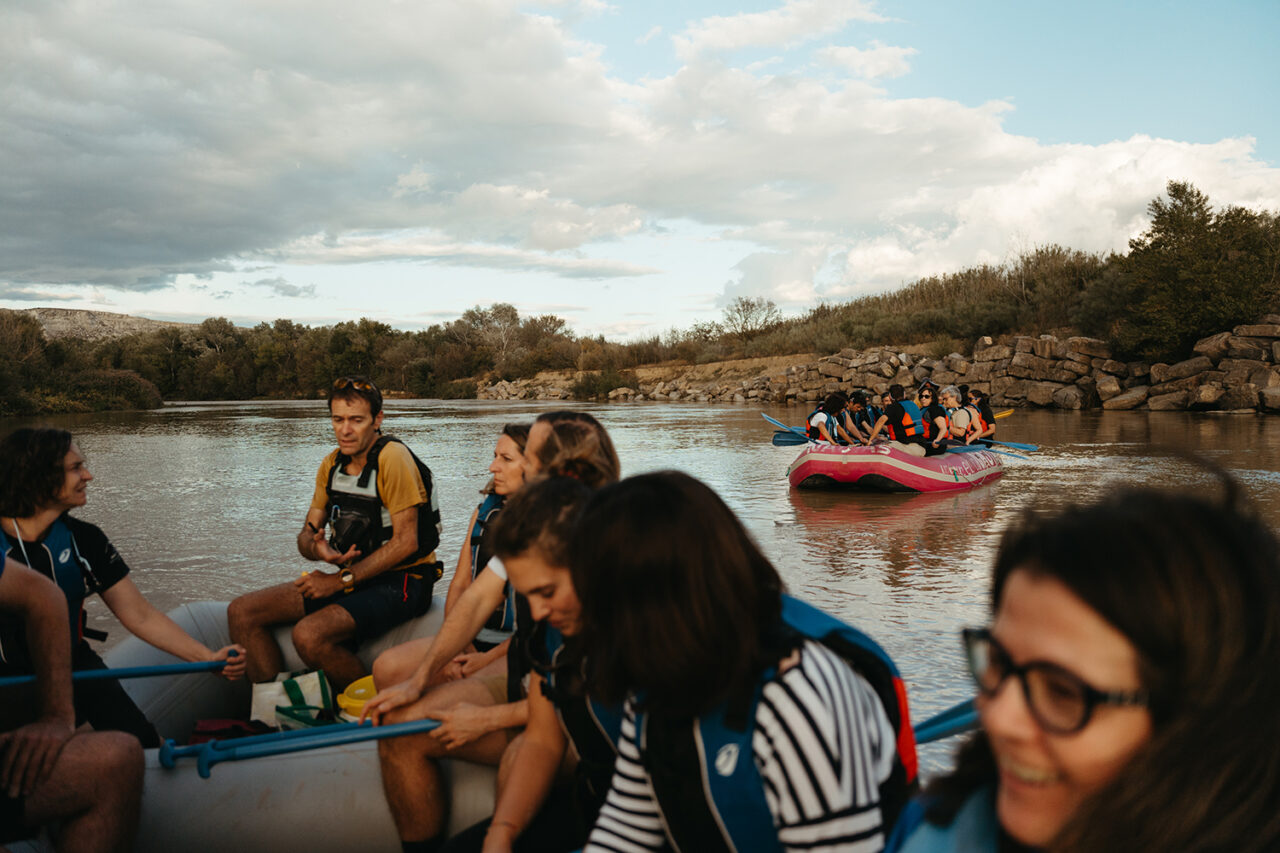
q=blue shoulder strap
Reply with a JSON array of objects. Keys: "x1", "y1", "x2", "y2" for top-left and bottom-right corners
[{"x1": 899, "y1": 400, "x2": 925, "y2": 431}]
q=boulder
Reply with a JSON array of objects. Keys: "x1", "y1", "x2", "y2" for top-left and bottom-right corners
[
  {"x1": 1225, "y1": 337, "x2": 1270, "y2": 361},
  {"x1": 1052, "y1": 385, "x2": 1085, "y2": 410},
  {"x1": 1127, "y1": 361, "x2": 1151, "y2": 380},
  {"x1": 944, "y1": 354, "x2": 971, "y2": 374},
  {"x1": 1065, "y1": 336, "x2": 1111, "y2": 359},
  {"x1": 1233, "y1": 324, "x2": 1280, "y2": 338},
  {"x1": 1187, "y1": 383, "x2": 1226, "y2": 410},
  {"x1": 1103, "y1": 386, "x2": 1149, "y2": 410},
  {"x1": 974, "y1": 343, "x2": 1012, "y2": 362},
  {"x1": 1096, "y1": 375, "x2": 1123, "y2": 401},
  {"x1": 1274, "y1": 341, "x2": 1280, "y2": 363},
  {"x1": 931, "y1": 370, "x2": 959, "y2": 387},
  {"x1": 1061, "y1": 359, "x2": 1091, "y2": 377},
  {"x1": 1032, "y1": 336, "x2": 1065, "y2": 360},
  {"x1": 1026, "y1": 381, "x2": 1064, "y2": 407},
  {"x1": 967, "y1": 361, "x2": 995, "y2": 381},
  {"x1": 992, "y1": 376, "x2": 1025, "y2": 400},
  {"x1": 1260, "y1": 387, "x2": 1280, "y2": 412},
  {"x1": 817, "y1": 361, "x2": 845, "y2": 378},
  {"x1": 1165, "y1": 355, "x2": 1214, "y2": 382},
  {"x1": 1219, "y1": 384, "x2": 1259, "y2": 411},
  {"x1": 1149, "y1": 363, "x2": 1171, "y2": 385},
  {"x1": 1193, "y1": 331, "x2": 1233, "y2": 363},
  {"x1": 1251, "y1": 367, "x2": 1280, "y2": 389},
  {"x1": 1098, "y1": 359, "x2": 1128, "y2": 376},
  {"x1": 1147, "y1": 391, "x2": 1188, "y2": 411}
]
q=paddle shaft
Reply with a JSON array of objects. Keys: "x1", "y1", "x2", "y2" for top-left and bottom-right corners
[
  {"x1": 913, "y1": 698, "x2": 979, "y2": 744},
  {"x1": 0, "y1": 658, "x2": 227, "y2": 689},
  {"x1": 195, "y1": 716, "x2": 442, "y2": 778}
]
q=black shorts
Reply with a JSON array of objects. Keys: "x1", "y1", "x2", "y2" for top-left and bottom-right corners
[{"x1": 303, "y1": 566, "x2": 438, "y2": 643}]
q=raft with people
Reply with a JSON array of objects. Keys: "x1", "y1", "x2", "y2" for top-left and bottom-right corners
[{"x1": 786, "y1": 441, "x2": 1005, "y2": 492}]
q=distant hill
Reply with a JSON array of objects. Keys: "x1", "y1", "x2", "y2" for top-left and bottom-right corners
[{"x1": 23, "y1": 307, "x2": 192, "y2": 341}]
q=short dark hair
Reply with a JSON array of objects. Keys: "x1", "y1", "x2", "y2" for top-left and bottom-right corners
[
  {"x1": 490, "y1": 476, "x2": 591, "y2": 568},
  {"x1": 822, "y1": 392, "x2": 845, "y2": 412},
  {"x1": 0, "y1": 428, "x2": 74, "y2": 517},
  {"x1": 571, "y1": 471, "x2": 783, "y2": 717},
  {"x1": 327, "y1": 375, "x2": 382, "y2": 417},
  {"x1": 928, "y1": 470, "x2": 1280, "y2": 850},
  {"x1": 889, "y1": 383, "x2": 905, "y2": 400}
]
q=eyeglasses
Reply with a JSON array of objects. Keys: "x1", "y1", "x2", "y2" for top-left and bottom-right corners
[
  {"x1": 962, "y1": 628, "x2": 1147, "y2": 734},
  {"x1": 919, "y1": 393, "x2": 933, "y2": 399},
  {"x1": 333, "y1": 377, "x2": 378, "y2": 393}
]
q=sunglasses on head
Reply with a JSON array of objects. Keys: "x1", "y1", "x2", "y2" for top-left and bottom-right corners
[
  {"x1": 962, "y1": 627, "x2": 1148, "y2": 734},
  {"x1": 333, "y1": 377, "x2": 378, "y2": 393}
]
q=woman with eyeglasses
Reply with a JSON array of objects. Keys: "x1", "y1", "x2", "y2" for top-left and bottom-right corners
[
  {"x1": 888, "y1": 473, "x2": 1280, "y2": 851},
  {"x1": 0, "y1": 428, "x2": 246, "y2": 748}
]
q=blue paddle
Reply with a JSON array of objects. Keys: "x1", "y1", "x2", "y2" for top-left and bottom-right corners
[
  {"x1": 913, "y1": 698, "x2": 979, "y2": 744},
  {"x1": 761, "y1": 412, "x2": 807, "y2": 437},
  {"x1": 772, "y1": 431, "x2": 811, "y2": 447},
  {"x1": 987, "y1": 439, "x2": 1038, "y2": 452},
  {"x1": 159, "y1": 719, "x2": 365, "y2": 768},
  {"x1": 194, "y1": 716, "x2": 442, "y2": 778},
  {"x1": 0, "y1": 658, "x2": 229, "y2": 689}
]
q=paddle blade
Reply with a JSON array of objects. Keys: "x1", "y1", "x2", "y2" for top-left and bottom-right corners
[
  {"x1": 772, "y1": 431, "x2": 810, "y2": 446},
  {"x1": 994, "y1": 409, "x2": 1014, "y2": 419}
]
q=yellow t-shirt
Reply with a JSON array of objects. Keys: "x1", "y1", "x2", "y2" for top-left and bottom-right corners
[{"x1": 310, "y1": 440, "x2": 431, "y2": 569}]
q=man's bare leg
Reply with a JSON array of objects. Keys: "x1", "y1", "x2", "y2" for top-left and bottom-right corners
[
  {"x1": 377, "y1": 676, "x2": 511, "y2": 844},
  {"x1": 226, "y1": 582, "x2": 306, "y2": 683},
  {"x1": 24, "y1": 730, "x2": 143, "y2": 853},
  {"x1": 290, "y1": 606, "x2": 364, "y2": 691}
]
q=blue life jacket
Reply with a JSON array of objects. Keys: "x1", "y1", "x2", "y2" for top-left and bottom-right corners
[
  {"x1": 885, "y1": 788, "x2": 999, "y2": 853},
  {"x1": 470, "y1": 493, "x2": 516, "y2": 639},
  {"x1": 888, "y1": 400, "x2": 926, "y2": 441},
  {"x1": 634, "y1": 595, "x2": 919, "y2": 853},
  {"x1": 805, "y1": 407, "x2": 837, "y2": 442},
  {"x1": 536, "y1": 624, "x2": 625, "y2": 814}
]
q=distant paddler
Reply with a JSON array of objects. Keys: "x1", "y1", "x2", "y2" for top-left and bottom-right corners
[{"x1": 0, "y1": 428, "x2": 246, "y2": 748}]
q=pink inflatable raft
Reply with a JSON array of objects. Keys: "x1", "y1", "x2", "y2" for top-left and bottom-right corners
[{"x1": 787, "y1": 443, "x2": 1004, "y2": 492}]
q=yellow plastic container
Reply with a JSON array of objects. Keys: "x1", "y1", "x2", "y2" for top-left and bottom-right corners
[{"x1": 336, "y1": 675, "x2": 377, "y2": 722}]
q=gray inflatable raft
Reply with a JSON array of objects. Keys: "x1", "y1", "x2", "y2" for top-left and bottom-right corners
[{"x1": 14, "y1": 599, "x2": 496, "y2": 853}]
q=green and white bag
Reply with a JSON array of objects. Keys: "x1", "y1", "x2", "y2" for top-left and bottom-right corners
[{"x1": 249, "y1": 670, "x2": 337, "y2": 730}]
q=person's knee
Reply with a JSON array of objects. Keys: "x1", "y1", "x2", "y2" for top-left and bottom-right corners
[
  {"x1": 227, "y1": 592, "x2": 268, "y2": 632},
  {"x1": 371, "y1": 647, "x2": 401, "y2": 689},
  {"x1": 291, "y1": 618, "x2": 327, "y2": 662}
]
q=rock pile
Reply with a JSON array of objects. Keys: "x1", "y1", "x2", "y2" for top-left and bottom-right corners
[{"x1": 478, "y1": 316, "x2": 1280, "y2": 413}]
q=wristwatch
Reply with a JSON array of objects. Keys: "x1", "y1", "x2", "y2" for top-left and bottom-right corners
[{"x1": 340, "y1": 570, "x2": 355, "y2": 592}]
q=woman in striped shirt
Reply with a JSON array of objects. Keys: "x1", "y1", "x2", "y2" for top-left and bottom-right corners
[{"x1": 569, "y1": 471, "x2": 917, "y2": 853}]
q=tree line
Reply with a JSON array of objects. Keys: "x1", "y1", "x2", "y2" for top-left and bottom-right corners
[{"x1": 1, "y1": 181, "x2": 1276, "y2": 415}]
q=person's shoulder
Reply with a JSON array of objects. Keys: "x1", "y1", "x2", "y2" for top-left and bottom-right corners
[
  {"x1": 62, "y1": 514, "x2": 109, "y2": 544},
  {"x1": 317, "y1": 447, "x2": 341, "y2": 470},
  {"x1": 375, "y1": 437, "x2": 416, "y2": 466}
]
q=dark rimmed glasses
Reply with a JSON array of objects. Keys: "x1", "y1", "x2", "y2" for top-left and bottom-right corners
[{"x1": 962, "y1": 628, "x2": 1148, "y2": 734}]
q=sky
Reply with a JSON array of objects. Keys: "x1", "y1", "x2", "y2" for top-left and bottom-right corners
[{"x1": 2, "y1": 0, "x2": 1278, "y2": 340}]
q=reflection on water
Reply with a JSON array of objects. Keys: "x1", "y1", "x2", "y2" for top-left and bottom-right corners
[{"x1": 7, "y1": 401, "x2": 1280, "y2": 775}]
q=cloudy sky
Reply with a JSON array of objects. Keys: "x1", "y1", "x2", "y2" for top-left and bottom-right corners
[{"x1": 3, "y1": 0, "x2": 1278, "y2": 338}]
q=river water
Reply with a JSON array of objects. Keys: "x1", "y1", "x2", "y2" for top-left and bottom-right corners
[{"x1": 7, "y1": 400, "x2": 1280, "y2": 773}]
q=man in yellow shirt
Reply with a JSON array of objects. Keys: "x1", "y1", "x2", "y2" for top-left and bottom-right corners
[{"x1": 228, "y1": 376, "x2": 442, "y2": 690}]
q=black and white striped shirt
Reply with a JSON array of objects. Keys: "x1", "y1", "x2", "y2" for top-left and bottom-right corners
[{"x1": 586, "y1": 641, "x2": 898, "y2": 852}]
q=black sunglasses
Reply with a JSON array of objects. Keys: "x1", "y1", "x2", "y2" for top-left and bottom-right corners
[
  {"x1": 962, "y1": 628, "x2": 1147, "y2": 734},
  {"x1": 333, "y1": 376, "x2": 378, "y2": 392}
]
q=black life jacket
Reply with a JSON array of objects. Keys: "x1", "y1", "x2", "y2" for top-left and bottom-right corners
[{"x1": 324, "y1": 434, "x2": 441, "y2": 569}]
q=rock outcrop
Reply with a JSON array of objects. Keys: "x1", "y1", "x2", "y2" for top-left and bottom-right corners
[
  {"x1": 24, "y1": 308, "x2": 191, "y2": 341},
  {"x1": 483, "y1": 316, "x2": 1280, "y2": 414}
]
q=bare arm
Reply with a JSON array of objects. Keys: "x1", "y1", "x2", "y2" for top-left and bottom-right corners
[
  {"x1": 296, "y1": 505, "x2": 423, "y2": 600},
  {"x1": 361, "y1": 566, "x2": 509, "y2": 722},
  {"x1": 100, "y1": 577, "x2": 246, "y2": 679},
  {"x1": 0, "y1": 560, "x2": 74, "y2": 796},
  {"x1": 482, "y1": 674, "x2": 566, "y2": 853},
  {"x1": 864, "y1": 414, "x2": 889, "y2": 443}
]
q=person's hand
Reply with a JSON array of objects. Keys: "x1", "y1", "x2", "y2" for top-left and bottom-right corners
[
  {"x1": 429, "y1": 704, "x2": 490, "y2": 750},
  {"x1": 451, "y1": 651, "x2": 490, "y2": 679},
  {"x1": 211, "y1": 644, "x2": 248, "y2": 680},
  {"x1": 431, "y1": 658, "x2": 467, "y2": 685},
  {"x1": 309, "y1": 528, "x2": 360, "y2": 566},
  {"x1": 294, "y1": 569, "x2": 343, "y2": 600},
  {"x1": 360, "y1": 678, "x2": 425, "y2": 725},
  {"x1": 0, "y1": 716, "x2": 74, "y2": 798}
]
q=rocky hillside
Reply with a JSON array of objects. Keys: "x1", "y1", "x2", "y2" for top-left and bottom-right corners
[
  {"x1": 23, "y1": 307, "x2": 190, "y2": 341},
  {"x1": 480, "y1": 317, "x2": 1280, "y2": 414}
]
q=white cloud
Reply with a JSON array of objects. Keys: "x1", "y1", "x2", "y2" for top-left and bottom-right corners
[
  {"x1": 1, "y1": 0, "x2": 1277, "y2": 336},
  {"x1": 637, "y1": 25, "x2": 661, "y2": 45},
  {"x1": 818, "y1": 41, "x2": 917, "y2": 79},
  {"x1": 672, "y1": 0, "x2": 886, "y2": 60},
  {"x1": 246, "y1": 277, "x2": 318, "y2": 298}
]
